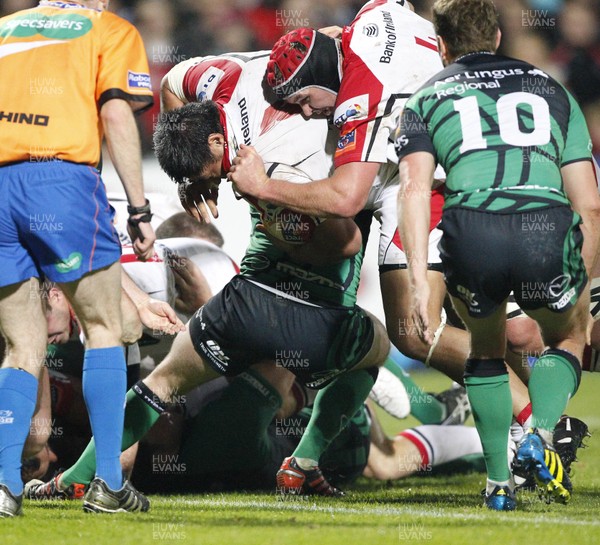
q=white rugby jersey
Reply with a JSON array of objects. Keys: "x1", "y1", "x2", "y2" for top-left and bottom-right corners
[
  {"x1": 121, "y1": 238, "x2": 239, "y2": 317},
  {"x1": 166, "y1": 52, "x2": 334, "y2": 180},
  {"x1": 334, "y1": 0, "x2": 443, "y2": 167}
]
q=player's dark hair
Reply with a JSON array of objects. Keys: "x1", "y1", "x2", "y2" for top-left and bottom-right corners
[
  {"x1": 153, "y1": 101, "x2": 223, "y2": 184},
  {"x1": 156, "y1": 212, "x2": 225, "y2": 247},
  {"x1": 433, "y1": 0, "x2": 499, "y2": 61}
]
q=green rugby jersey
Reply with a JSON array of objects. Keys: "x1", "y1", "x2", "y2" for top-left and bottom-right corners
[
  {"x1": 396, "y1": 53, "x2": 593, "y2": 212},
  {"x1": 240, "y1": 207, "x2": 364, "y2": 308}
]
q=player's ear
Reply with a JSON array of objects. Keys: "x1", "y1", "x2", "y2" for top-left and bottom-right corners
[
  {"x1": 436, "y1": 36, "x2": 449, "y2": 65},
  {"x1": 494, "y1": 29, "x2": 502, "y2": 51},
  {"x1": 207, "y1": 133, "x2": 225, "y2": 149}
]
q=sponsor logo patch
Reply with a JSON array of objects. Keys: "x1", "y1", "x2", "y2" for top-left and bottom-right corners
[
  {"x1": 362, "y1": 23, "x2": 378, "y2": 37},
  {"x1": 0, "y1": 410, "x2": 14, "y2": 425},
  {"x1": 333, "y1": 94, "x2": 369, "y2": 128},
  {"x1": 195, "y1": 67, "x2": 224, "y2": 101},
  {"x1": 54, "y1": 252, "x2": 82, "y2": 273},
  {"x1": 0, "y1": 13, "x2": 92, "y2": 39},
  {"x1": 335, "y1": 130, "x2": 356, "y2": 156},
  {"x1": 127, "y1": 71, "x2": 152, "y2": 90}
]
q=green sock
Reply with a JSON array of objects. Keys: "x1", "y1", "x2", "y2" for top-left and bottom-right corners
[
  {"x1": 293, "y1": 368, "x2": 377, "y2": 462},
  {"x1": 529, "y1": 352, "x2": 578, "y2": 433},
  {"x1": 385, "y1": 347, "x2": 445, "y2": 424},
  {"x1": 60, "y1": 386, "x2": 162, "y2": 488},
  {"x1": 464, "y1": 373, "x2": 512, "y2": 482}
]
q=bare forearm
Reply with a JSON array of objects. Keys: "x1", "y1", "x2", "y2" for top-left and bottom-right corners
[
  {"x1": 562, "y1": 161, "x2": 600, "y2": 277},
  {"x1": 398, "y1": 155, "x2": 435, "y2": 287},
  {"x1": 258, "y1": 177, "x2": 357, "y2": 218},
  {"x1": 101, "y1": 99, "x2": 146, "y2": 207},
  {"x1": 121, "y1": 268, "x2": 149, "y2": 307},
  {"x1": 229, "y1": 146, "x2": 380, "y2": 217}
]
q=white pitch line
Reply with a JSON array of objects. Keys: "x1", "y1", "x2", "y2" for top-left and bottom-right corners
[{"x1": 173, "y1": 497, "x2": 600, "y2": 527}]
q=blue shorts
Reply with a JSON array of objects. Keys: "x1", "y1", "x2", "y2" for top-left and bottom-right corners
[{"x1": 0, "y1": 161, "x2": 121, "y2": 286}]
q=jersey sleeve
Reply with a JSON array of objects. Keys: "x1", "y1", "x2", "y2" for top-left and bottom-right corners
[
  {"x1": 561, "y1": 91, "x2": 593, "y2": 167},
  {"x1": 333, "y1": 49, "x2": 386, "y2": 167},
  {"x1": 166, "y1": 57, "x2": 244, "y2": 105},
  {"x1": 96, "y1": 13, "x2": 153, "y2": 112},
  {"x1": 395, "y1": 99, "x2": 436, "y2": 161}
]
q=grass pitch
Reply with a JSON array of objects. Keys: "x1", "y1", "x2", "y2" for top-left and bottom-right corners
[{"x1": 5, "y1": 371, "x2": 600, "y2": 545}]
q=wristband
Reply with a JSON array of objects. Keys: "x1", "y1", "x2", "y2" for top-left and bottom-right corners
[
  {"x1": 127, "y1": 213, "x2": 153, "y2": 228},
  {"x1": 127, "y1": 199, "x2": 152, "y2": 216}
]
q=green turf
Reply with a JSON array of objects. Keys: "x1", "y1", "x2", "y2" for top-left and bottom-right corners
[{"x1": 5, "y1": 370, "x2": 600, "y2": 544}]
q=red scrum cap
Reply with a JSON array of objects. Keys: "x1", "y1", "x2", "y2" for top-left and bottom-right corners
[{"x1": 266, "y1": 27, "x2": 342, "y2": 99}]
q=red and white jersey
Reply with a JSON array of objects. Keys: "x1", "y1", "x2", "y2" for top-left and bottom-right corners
[
  {"x1": 166, "y1": 52, "x2": 333, "y2": 179},
  {"x1": 121, "y1": 238, "x2": 239, "y2": 319},
  {"x1": 334, "y1": 0, "x2": 443, "y2": 167}
]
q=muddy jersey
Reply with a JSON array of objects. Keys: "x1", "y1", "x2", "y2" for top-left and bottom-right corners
[
  {"x1": 166, "y1": 52, "x2": 333, "y2": 179},
  {"x1": 396, "y1": 53, "x2": 593, "y2": 211},
  {"x1": 0, "y1": 1, "x2": 153, "y2": 166},
  {"x1": 333, "y1": 0, "x2": 442, "y2": 168}
]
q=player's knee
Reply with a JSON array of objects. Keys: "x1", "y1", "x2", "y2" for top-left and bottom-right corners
[
  {"x1": 391, "y1": 331, "x2": 429, "y2": 362},
  {"x1": 506, "y1": 317, "x2": 543, "y2": 356}
]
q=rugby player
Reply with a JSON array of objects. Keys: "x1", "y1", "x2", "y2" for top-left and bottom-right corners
[
  {"x1": 0, "y1": 0, "x2": 156, "y2": 516},
  {"x1": 396, "y1": 0, "x2": 600, "y2": 510},
  {"x1": 226, "y1": 0, "x2": 513, "y2": 411}
]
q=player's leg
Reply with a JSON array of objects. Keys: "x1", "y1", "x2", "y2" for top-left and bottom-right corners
[
  {"x1": 376, "y1": 184, "x2": 472, "y2": 422},
  {"x1": 522, "y1": 290, "x2": 588, "y2": 435},
  {"x1": 450, "y1": 296, "x2": 514, "y2": 498},
  {"x1": 278, "y1": 310, "x2": 389, "y2": 495},
  {"x1": 23, "y1": 366, "x2": 52, "y2": 460},
  {"x1": 0, "y1": 279, "x2": 47, "y2": 516},
  {"x1": 58, "y1": 262, "x2": 126, "y2": 494},
  {"x1": 381, "y1": 268, "x2": 469, "y2": 382},
  {"x1": 366, "y1": 425, "x2": 484, "y2": 480},
  {"x1": 48, "y1": 326, "x2": 221, "y2": 495},
  {"x1": 380, "y1": 269, "x2": 472, "y2": 424},
  {"x1": 178, "y1": 363, "x2": 294, "y2": 489}
]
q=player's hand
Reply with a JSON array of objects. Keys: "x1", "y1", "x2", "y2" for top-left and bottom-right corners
[
  {"x1": 411, "y1": 280, "x2": 433, "y2": 345},
  {"x1": 128, "y1": 219, "x2": 156, "y2": 261},
  {"x1": 137, "y1": 297, "x2": 186, "y2": 335},
  {"x1": 227, "y1": 145, "x2": 269, "y2": 198},
  {"x1": 179, "y1": 179, "x2": 220, "y2": 223},
  {"x1": 168, "y1": 253, "x2": 212, "y2": 315},
  {"x1": 318, "y1": 25, "x2": 343, "y2": 38}
]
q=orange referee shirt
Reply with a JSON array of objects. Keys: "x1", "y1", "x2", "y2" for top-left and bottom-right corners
[{"x1": 0, "y1": 1, "x2": 153, "y2": 166}]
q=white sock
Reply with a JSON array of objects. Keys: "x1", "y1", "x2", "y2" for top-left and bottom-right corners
[{"x1": 398, "y1": 425, "x2": 482, "y2": 467}]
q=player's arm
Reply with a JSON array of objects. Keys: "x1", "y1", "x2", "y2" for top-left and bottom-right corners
[
  {"x1": 229, "y1": 146, "x2": 380, "y2": 218},
  {"x1": 561, "y1": 93, "x2": 600, "y2": 277},
  {"x1": 397, "y1": 151, "x2": 436, "y2": 344},
  {"x1": 101, "y1": 98, "x2": 156, "y2": 260},
  {"x1": 562, "y1": 160, "x2": 600, "y2": 277},
  {"x1": 168, "y1": 254, "x2": 213, "y2": 315},
  {"x1": 160, "y1": 75, "x2": 185, "y2": 111},
  {"x1": 121, "y1": 269, "x2": 185, "y2": 335},
  {"x1": 260, "y1": 217, "x2": 362, "y2": 266}
]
